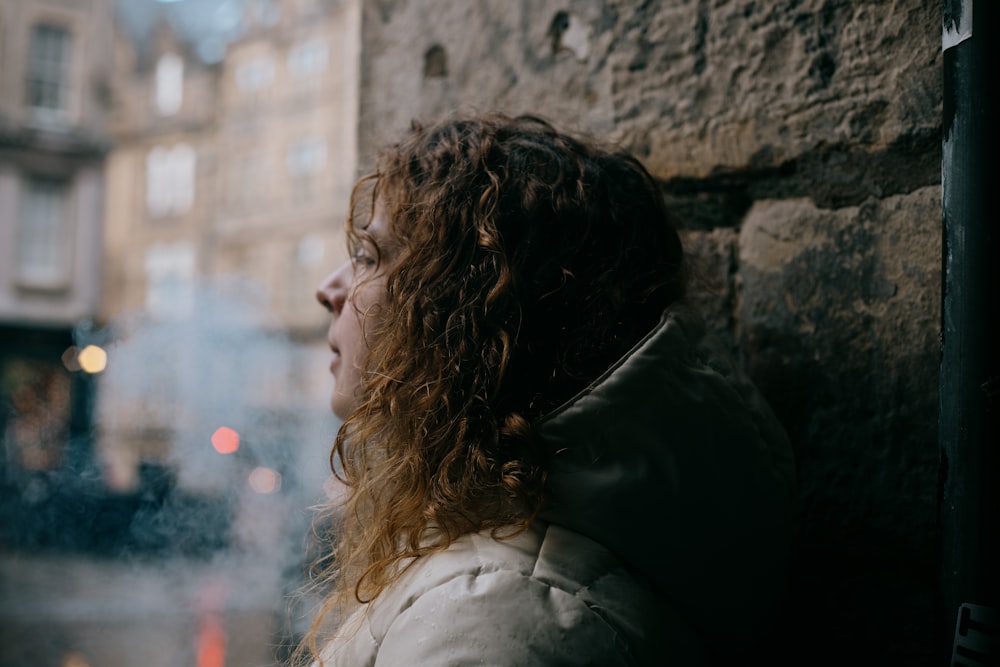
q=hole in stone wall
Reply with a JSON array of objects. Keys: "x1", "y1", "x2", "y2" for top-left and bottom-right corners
[
  {"x1": 423, "y1": 44, "x2": 447, "y2": 79},
  {"x1": 548, "y1": 10, "x2": 570, "y2": 55}
]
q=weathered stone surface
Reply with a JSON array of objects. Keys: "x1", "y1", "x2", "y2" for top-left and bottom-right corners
[
  {"x1": 359, "y1": 1, "x2": 945, "y2": 663},
  {"x1": 607, "y1": 0, "x2": 941, "y2": 180},
  {"x1": 679, "y1": 227, "x2": 739, "y2": 350},
  {"x1": 359, "y1": 0, "x2": 941, "y2": 188},
  {"x1": 358, "y1": 0, "x2": 618, "y2": 171},
  {"x1": 739, "y1": 187, "x2": 940, "y2": 461},
  {"x1": 737, "y1": 187, "x2": 941, "y2": 663}
]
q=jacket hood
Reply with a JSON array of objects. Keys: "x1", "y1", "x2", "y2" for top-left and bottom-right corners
[{"x1": 537, "y1": 304, "x2": 797, "y2": 650}]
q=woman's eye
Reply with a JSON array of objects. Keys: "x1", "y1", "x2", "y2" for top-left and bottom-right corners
[{"x1": 352, "y1": 250, "x2": 376, "y2": 268}]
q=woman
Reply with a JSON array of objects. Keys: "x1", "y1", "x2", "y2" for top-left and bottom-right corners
[{"x1": 304, "y1": 113, "x2": 796, "y2": 666}]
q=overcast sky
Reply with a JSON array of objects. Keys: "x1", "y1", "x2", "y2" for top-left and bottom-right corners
[{"x1": 115, "y1": 0, "x2": 249, "y2": 63}]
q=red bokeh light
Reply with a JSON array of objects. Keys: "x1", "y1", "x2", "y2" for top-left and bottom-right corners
[
  {"x1": 196, "y1": 611, "x2": 226, "y2": 667},
  {"x1": 210, "y1": 426, "x2": 240, "y2": 454}
]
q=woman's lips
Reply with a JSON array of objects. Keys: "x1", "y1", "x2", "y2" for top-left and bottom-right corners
[{"x1": 328, "y1": 346, "x2": 341, "y2": 373}]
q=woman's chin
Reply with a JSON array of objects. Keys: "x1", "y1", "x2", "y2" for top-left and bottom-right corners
[{"x1": 330, "y1": 392, "x2": 354, "y2": 421}]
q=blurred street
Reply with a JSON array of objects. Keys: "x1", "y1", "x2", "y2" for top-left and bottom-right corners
[{"x1": 0, "y1": 547, "x2": 301, "y2": 667}]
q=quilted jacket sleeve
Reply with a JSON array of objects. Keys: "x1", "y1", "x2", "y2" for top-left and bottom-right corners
[{"x1": 373, "y1": 569, "x2": 634, "y2": 667}]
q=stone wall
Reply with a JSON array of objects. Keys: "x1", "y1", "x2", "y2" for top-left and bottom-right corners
[{"x1": 358, "y1": 1, "x2": 943, "y2": 664}]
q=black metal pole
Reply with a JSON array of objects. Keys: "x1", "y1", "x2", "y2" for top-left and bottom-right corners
[{"x1": 940, "y1": 1, "x2": 1000, "y2": 665}]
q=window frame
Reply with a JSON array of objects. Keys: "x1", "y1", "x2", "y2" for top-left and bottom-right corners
[
  {"x1": 25, "y1": 21, "x2": 73, "y2": 124},
  {"x1": 14, "y1": 174, "x2": 75, "y2": 292},
  {"x1": 154, "y1": 52, "x2": 184, "y2": 116},
  {"x1": 145, "y1": 143, "x2": 197, "y2": 218}
]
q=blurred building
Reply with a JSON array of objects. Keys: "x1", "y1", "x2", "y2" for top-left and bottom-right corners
[
  {"x1": 100, "y1": 11, "x2": 225, "y2": 493},
  {"x1": 102, "y1": 0, "x2": 358, "y2": 496},
  {"x1": 0, "y1": 0, "x2": 114, "y2": 508},
  {"x1": 213, "y1": 0, "x2": 359, "y2": 335},
  {"x1": 0, "y1": 0, "x2": 358, "y2": 546}
]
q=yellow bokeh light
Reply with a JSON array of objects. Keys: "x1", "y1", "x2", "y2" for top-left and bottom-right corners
[{"x1": 77, "y1": 345, "x2": 107, "y2": 374}]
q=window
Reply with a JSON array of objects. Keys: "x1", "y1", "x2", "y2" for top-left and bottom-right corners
[
  {"x1": 16, "y1": 176, "x2": 72, "y2": 290},
  {"x1": 155, "y1": 53, "x2": 183, "y2": 116},
  {"x1": 235, "y1": 58, "x2": 274, "y2": 92},
  {"x1": 288, "y1": 235, "x2": 324, "y2": 311},
  {"x1": 146, "y1": 144, "x2": 196, "y2": 217},
  {"x1": 286, "y1": 138, "x2": 325, "y2": 200},
  {"x1": 250, "y1": 0, "x2": 281, "y2": 27},
  {"x1": 288, "y1": 40, "x2": 328, "y2": 77},
  {"x1": 144, "y1": 242, "x2": 195, "y2": 320},
  {"x1": 286, "y1": 138, "x2": 326, "y2": 175},
  {"x1": 230, "y1": 151, "x2": 265, "y2": 209},
  {"x1": 26, "y1": 24, "x2": 71, "y2": 120},
  {"x1": 234, "y1": 57, "x2": 274, "y2": 111}
]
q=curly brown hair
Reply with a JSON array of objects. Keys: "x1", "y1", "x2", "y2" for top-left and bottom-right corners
[{"x1": 298, "y1": 112, "x2": 686, "y2": 662}]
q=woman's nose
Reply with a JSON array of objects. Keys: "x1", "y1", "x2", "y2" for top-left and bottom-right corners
[{"x1": 316, "y1": 260, "x2": 351, "y2": 314}]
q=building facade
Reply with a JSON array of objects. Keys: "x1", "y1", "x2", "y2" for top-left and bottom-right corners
[
  {"x1": 0, "y1": 2, "x2": 359, "y2": 664},
  {"x1": 211, "y1": 0, "x2": 358, "y2": 335},
  {"x1": 0, "y1": 0, "x2": 114, "y2": 527},
  {"x1": 100, "y1": 0, "x2": 359, "y2": 497}
]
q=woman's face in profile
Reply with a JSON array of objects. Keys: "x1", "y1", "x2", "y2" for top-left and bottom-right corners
[{"x1": 315, "y1": 211, "x2": 390, "y2": 419}]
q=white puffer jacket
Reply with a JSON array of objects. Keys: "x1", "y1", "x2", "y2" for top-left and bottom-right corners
[{"x1": 318, "y1": 306, "x2": 797, "y2": 666}]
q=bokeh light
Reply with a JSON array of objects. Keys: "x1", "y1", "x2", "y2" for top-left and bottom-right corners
[
  {"x1": 77, "y1": 345, "x2": 107, "y2": 374},
  {"x1": 196, "y1": 612, "x2": 226, "y2": 667},
  {"x1": 61, "y1": 346, "x2": 81, "y2": 372},
  {"x1": 210, "y1": 426, "x2": 240, "y2": 454},
  {"x1": 61, "y1": 652, "x2": 90, "y2": 667},
  {"x1": 248, "y1": 466, "x2": 281, "y2": 494}
]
